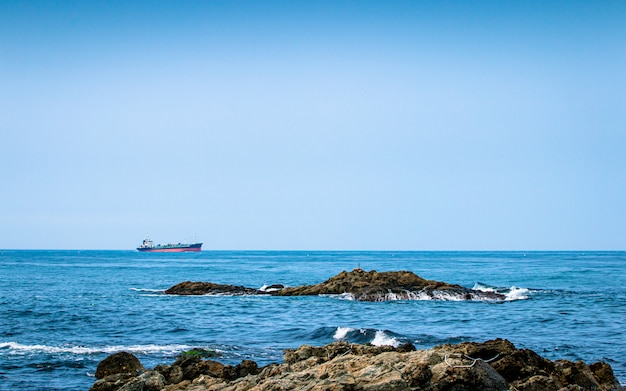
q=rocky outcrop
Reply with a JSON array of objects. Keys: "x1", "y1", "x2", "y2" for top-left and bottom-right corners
[
  {"x1": 274, "y1": 269, "x2": 505, "y2": 301},
  {"x1": 91, "y1": 339, "x2": 624, "y2": 391},
  {"x1": 164, "y1": 281, "x2": 264, "y2": 296},
  {"x1": 165, "y1": 269, "x2": 506, "y2": 301}
]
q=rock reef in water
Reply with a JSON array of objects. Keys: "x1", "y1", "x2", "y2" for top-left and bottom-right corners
[
  {"x1": 165, "y1": 269, "x2": 506, "y2": 301},
  {"x1": 164, "y1": 281, "x2": 261, "y2": 296},
  {"x1": 91, "y1": 339, "x2": 624, "y2": 391}
]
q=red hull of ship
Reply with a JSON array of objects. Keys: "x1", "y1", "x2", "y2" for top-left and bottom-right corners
[{"x1": 137, "y1": 247, "x2": 202, "y2": 253}]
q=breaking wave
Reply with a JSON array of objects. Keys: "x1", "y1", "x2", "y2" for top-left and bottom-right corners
[
  {"x1": 322, "y1": 327, "x2": 475, "y2": 350},
  {"x1": 472, "y1": 282, "x2": 532, "y2": 301},
  {"x1": 323, "y1": 287, "x2": 527, "y2": 302},
  {"x1": 129, "y1": 288, "x2": 164, "y2": 293},
  {"x1": 370, "y1": 330, "x2": 401, "y2": 347},
  {"x1": 258, "y1": 284, "x2": 283, "y2": 293},
  {"x1": 0, "y1": 342, "x2": 195, "y2": 356},
  {"x1": 330, "y1": 327, "x2": 403, "y2": 347}
]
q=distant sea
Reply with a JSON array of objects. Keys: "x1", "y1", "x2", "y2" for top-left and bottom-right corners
[{"x1": 1, "y1": 250, "x2": 624, "y2": 390}]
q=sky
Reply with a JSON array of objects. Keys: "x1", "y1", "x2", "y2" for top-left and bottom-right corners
[{"x1": 1, "y1": 0, "x2": 625, "y2": 250}]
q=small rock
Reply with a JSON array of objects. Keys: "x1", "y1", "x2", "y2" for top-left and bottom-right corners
[{"x1": 94, "y1": 352, "x2": 143, "y2": 379}]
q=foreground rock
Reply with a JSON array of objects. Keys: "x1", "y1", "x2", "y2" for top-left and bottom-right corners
[
  {"x1": 91, "y1": 339, "x2": 623, "y2": 391},
  {"x1": 165, "y1": 269, "x2": 506, "y2": 301},
  {"x1": 94, "y1": 351, "x2": 143, "y2": 379}
]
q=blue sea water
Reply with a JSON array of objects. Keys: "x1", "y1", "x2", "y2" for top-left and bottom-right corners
[{"x1": 0, "y1": 250, "x2": 624, "y2": 390}]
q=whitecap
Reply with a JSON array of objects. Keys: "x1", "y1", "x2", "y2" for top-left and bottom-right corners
[
  {"x1": 0, "y1": 342, "x2": 196, "y2": 356},
  {"x1": 320, "y1": 293, "x2": 355, "y2": 301},
  {"x1": 129, "y1": 288, "x2": 164, "y2": 293},
  {"x1": 258, "y1": 284, "x2": 283, "y2": 293},
  {"x1": 471, "y1": 282, "x2": 532, "y2": 301},
  {"x1": 370, "y1": 330, "x2": 400, "y2": 348},
  {"x1": 333, "y1": 327, "x2": 355, "y2": 340},
  {"x1": 472, "y1": 282, "x2": 498, "y2": 292},
  {"x1": 505, "y1": 286, "x2": 530, "y2": 301}
]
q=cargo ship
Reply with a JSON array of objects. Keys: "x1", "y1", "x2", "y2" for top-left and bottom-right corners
[{"x1": 136, "y1": 238, "x2": 202, "y2": 253}]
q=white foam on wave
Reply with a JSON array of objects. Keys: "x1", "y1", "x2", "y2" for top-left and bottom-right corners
[
  {"x1": 333, "y1": 327, "x2": 355, "y2": 340},
  {"x1": 0, "y1": 341, "x2": 195, "y2": 356},
  {"x1": 472, "y1": 282, "x2": 497, "y2": 292},
  {"x1": 370, "y1": 330, "x2": 401, "y2": 348},
  {"x1": 505, "y1": 286, "x2": 530, "y2": 301},
  {"x1": 321, "y1": 293, "x2": 356, "y2": 301},
  {"x1": 129, "y1": 288, "x2": 165, "y2": 293},
  {"x1": 315, "y1": 286, "x2": 530, "y2": 302},
  {"x1": 472, "y1": 282, "x2": 531, "y2": 301},
  {"x1": 258, "y1": 284, "x2": 282, "y2": 293}
]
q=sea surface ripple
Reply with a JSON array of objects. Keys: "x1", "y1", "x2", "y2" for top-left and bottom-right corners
[{"x1": 0, "y1": 250, "x2": 624, "y2": 390}]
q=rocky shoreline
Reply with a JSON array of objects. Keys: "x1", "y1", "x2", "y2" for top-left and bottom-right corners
[
  {"x1": 91, "y1": 339, "x2": 623, "y2": 391},
  {"x1": 165, "y1": 269, "x2": 507, "y2": 301}
]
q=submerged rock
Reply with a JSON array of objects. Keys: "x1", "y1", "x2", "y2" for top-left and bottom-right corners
[
  {"x1": 164, "y1": 281, "x2": 265, "y2": 296},
  {"x1": 165, "y1": 269, "x2": 506, "y2": 301},
  {"x1": 91, "y1": 340, "x2": 624, "y2": 391}
]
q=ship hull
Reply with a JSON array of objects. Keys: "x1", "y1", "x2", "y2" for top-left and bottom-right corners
[{"x1": 136, "y1": 243, "x2": 202, "y2": 253}]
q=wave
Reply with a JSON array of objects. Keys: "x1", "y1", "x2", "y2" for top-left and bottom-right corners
[
  {"x1": 129, "y1": 288, "x2": 165, "y2": 293},
  {"x1": 0, "y1": 342, "x2": 195, "y2": 356},
  {"x1": 258, "y1": 284, "x2": 283, "y2": 293},
  {"x1": 370, "y1": 330, "x2": 401, "y2": 347},
  {"x1": 322, "y1": 289, "x2": 514, "y2": 302},
  {"x1": 311, "y1": 326, "x2": 474, "y2": 350},
  {"x1": 472, "y1": 282, "x2": 532, "y2": 301},
  {"x1": 333, "y1": 327, "x2": 354, "y2": 340},
  {"x1": 330, "y1": 327, "x2": 403, "y2": 347}
]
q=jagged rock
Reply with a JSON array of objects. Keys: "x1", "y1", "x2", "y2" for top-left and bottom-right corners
[
  {"x1": 283, "y1": 340, "x2": 415, "y2": 365},
  {"x1": 155, "y1": 363, "x2": 183, "y2": 385},
  {"x1": 591, "y1": 361, "x2": 624, "y2": 391},
  {"x1": 221, "y1": 360, "x2": 260, "y2": 381},
  {"x1": 94, "y1": 351, "x2": 143, "y2": 379},
  {"x1": 117, "y1": 371, "x2": 165, "y2": 391},
  {"x1": 90, "y1": 373, "x2": 137, "y2": 391},
  {"x1": 91, "y1": 340, "x2": 624, "y2": 391},
  {"x1": 490, "y1": 347, "x2": 556, "y2": 382},
  {"x1": 555, "y1": 360, "x2": 607, "y2": 390},
  {"x1": 168, "y1": 354, "x2": 224, "y2": 380},
  {"x1": 165, "y1": 269, "x2": 506, "y2": 301}
]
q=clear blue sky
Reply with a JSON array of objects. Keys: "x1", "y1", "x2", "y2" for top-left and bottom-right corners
[{"x1": 1, "y1": 1, "x2": 625, "y2": 250}]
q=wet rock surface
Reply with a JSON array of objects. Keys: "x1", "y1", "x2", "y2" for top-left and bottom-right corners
[
  {"x1": 91, "y1": 339, "x2": 624, "y2": 391},
  {"x1": 164, "y1": 281, "x2": 264, "y2": 296},
  {"x1": 165, "y1": 269, "x2": 506, "y2": 301},
  {"x1": 94, "y1": 351, "x2": 144, "y2": 379}
]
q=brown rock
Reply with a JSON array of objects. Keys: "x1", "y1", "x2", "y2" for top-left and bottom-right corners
[
  {"x1": 91, "y1": 340, "x2": 624, "y2": 391},
  {"x1": 590, "y1": 361, "x2": 623, "y2": 391},
  {"x1": 555, "y1": 360, "x2": 604, "y2": 390},
  {"x1": 117, "y1": 371, "x2": 165, "y2": 391},
  {"x1": 164, "y1": 269, "x2": 506, "y2": 301},
  {"x1": 221, "y1": 360, "x2": 260, "y2": 381},
  {"x1": 155, "y1": 363, "x2": 184, "y2": 385},
  {"x1": 275, "y1": 269, "x2": 506, "y2": 301},
  {"x1": 164, "y1": 281, "x2": 261, "y2": 296},
  {"x1": 94, "y1": 351, "x2": 143, "y2": 379},
  {"x1": 90, "y1": 373, "x2": 136, "y2": 391},
  {"x1": 490, "y1": 348, "x2": 555, "y2": 382}
]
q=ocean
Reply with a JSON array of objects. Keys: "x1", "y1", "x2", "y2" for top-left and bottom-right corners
[{"x1": 0, "y1": 250, "x2": 624, "y2": 390}]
